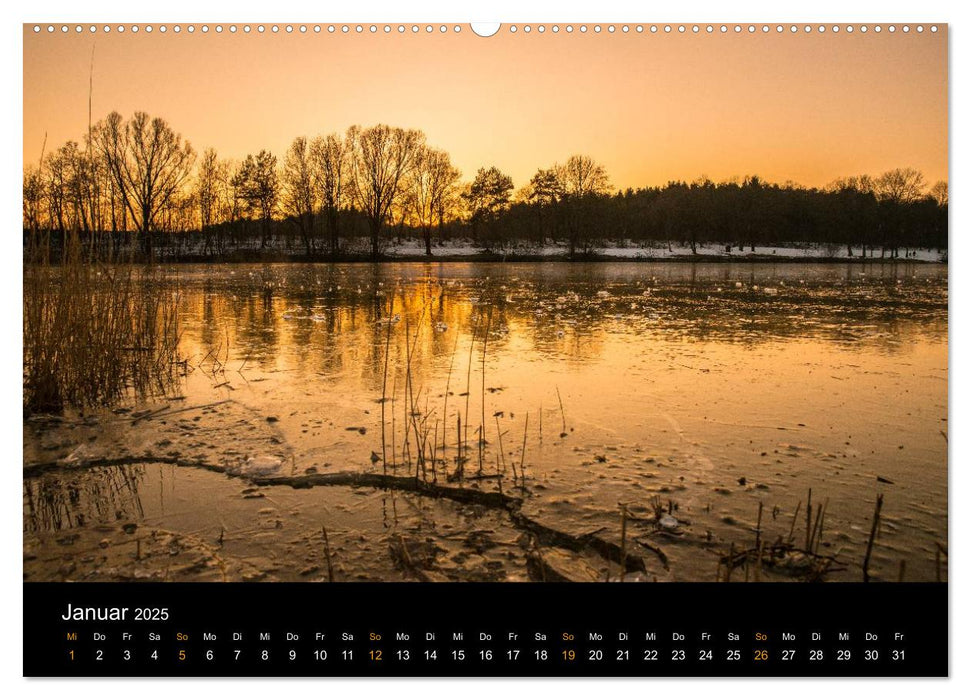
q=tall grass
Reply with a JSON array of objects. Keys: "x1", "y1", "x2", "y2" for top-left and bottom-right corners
[
  {"x1": 374, "y1": 296, "x2": 535, "y2": 491},
  {"x1": 23, "y1": 232, "x2": 182, "y2": 414}
]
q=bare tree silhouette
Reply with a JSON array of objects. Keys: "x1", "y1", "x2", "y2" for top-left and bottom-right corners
[
  {"x1": 408, "y1": 147, "x2": 460, "y2": 256},
  {"x1": 311, "y1": 133, "x2": 348, "y2": 258},
  {"x1": 347, "y1": 124, "x2": 425, "y2": 259},
  {"x1": 281, "y1": 137, "x2": 319, "y2": 256},
  {"x1": 93, "y1": 111, "x2": 195, "y2": 259},
  {"x1": 23, "y1": 112, "x2": 948, "y2": 262}
]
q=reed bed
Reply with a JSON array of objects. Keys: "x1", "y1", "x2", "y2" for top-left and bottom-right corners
[
  {"x1": 714, "y1": 489, "x2": 905, "y2": 582},
  {"x1": 23, "y1": 232, "x2": 183, "y2": 414},
  {"x1": 375, "y1": 296, "x2": 536, "y2": 494}
]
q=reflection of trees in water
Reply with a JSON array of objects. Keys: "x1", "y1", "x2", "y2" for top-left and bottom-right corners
[
  {"x1": 23, "y1": 466, "x2": 145, "y2": 533},
  {"x1": 174, "y1": 262, "x2": 947, "y2": 380}
]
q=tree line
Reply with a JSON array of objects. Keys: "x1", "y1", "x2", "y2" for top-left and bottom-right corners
[{"x1": 23, "y1": 111, "x2": 948, "y2": 260}]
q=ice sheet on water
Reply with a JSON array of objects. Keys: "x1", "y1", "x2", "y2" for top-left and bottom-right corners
[{"x1": 228, "y1": 454, "x2": 285, "y2": 478}]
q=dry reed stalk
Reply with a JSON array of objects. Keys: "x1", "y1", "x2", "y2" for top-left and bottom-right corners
[
  {"x1": 805, "y1": 488, "x2": 813, "y2": 551},
  {"x1": 456, "y1": 414, "x2": 462, "y2": 480},
  {"x1": 496, "y1": 415, "x2": 510, "y2": 482},
  {"x1": 786, "y1": 501, "x2": 802, "y2": 546},
  {"x1": 441, "y1": 329, "x2": 460, "y2": 458},
  {"x1": 619, "y1": 504, "x2": 628, "y2": 583},
  {"x1": 809, "y1": 499, "x2": 828, "y2": 554},
  {"x1": 390, "y1": 375, "x2": 398, "y2": 475},
  {"x1": 462, "y1": 317, "x2": 478, "y2": 467},
  {"x1": 479, "y1": 308, "x2": 492, "y2": 474},
  {"x1": 754, "y1": 501, "x2": 763, "y2": 552},
  {"x1": 404, "y1": 307, "x2": 428, "y2": 478},
  {"x1": 430, "y1": 419, "x2": 439, "y2": 483},
  {"x1": 519, "y1": 413, "x2": 529, "y2": 490},
  {"x1": 402, "y1": 316, "x2": 413, "y2": 472},
  {"x1": 862, "y1": 493, "x2": 884, "y2": 582},
  {"x1": 475, "y1": 426, "x2": 484, "y2": 476},
  {"x1": 322, "y1": 526, "x2": 335, "y2": 582},
  {"x1": 380, "y1": 295, "x2": 395, "y2": 475}
]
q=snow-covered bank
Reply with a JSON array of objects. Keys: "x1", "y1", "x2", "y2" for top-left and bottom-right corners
[
  {"x1": 133, "y1": 236, "x2": 948, "y2": 263},
  {"x1": 383, "y1": 239, "x2": 947, "y2": 262}
]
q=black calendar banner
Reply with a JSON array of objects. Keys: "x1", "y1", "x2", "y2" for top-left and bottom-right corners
[{"x1": 23, "y1": 582, "x2": 947, "y2": 677}]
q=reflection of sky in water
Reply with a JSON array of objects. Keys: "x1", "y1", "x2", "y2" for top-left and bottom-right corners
[
  {"x1": 174, "y1": 261, "x2": 946, "y2": 376},
  {"x1": 24, "y1": 262, "x2": 948, "y2": 582},
  {"x1": 23, "y1": 465, "x2": 147, "y2": 533}
]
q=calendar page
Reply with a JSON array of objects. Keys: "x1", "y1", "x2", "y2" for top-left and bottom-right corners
[{"x1": 21, "y1": 19, "x2": 948, "y2": 677}]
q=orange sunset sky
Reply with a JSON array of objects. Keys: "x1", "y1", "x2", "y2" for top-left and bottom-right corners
[{"x1": 23, "y1": 25, "x2": 948, "y2": 190}]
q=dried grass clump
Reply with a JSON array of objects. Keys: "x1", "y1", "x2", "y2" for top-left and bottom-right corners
[{"x1": 23, "y1": 232, "x2": 182, "y2": 414}]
